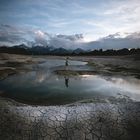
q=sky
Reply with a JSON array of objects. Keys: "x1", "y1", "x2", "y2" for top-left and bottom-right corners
[{"x1": 0, "y1": 0, "x2": 140, "y2": 49}]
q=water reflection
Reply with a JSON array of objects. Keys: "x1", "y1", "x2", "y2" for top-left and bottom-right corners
[
  {"x1": 35, "y1": 69, "x2": 52, "y2": 83},
  {"x1": 0, "y1": 59, "x2": 140, "y2": 105},
  {"x1": 65, "y1": 77, "x2": 69, "y2": 88}
]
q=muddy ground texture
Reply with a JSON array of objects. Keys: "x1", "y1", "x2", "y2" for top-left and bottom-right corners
[
  {"x1": 0, "y1": 54, "x2": 140, "y2": 79},
  {"x1": 0, "y1": 53, "x2": 140, "y2": 140}
]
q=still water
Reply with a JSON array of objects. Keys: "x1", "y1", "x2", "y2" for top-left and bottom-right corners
[{"x1": 0, "y1": 59, "x2": 140, "y2": 105}]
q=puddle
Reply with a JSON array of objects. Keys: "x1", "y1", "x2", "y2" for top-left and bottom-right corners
[{"x1": 0, "y1": 59, "x2": 140, "y2": 105}]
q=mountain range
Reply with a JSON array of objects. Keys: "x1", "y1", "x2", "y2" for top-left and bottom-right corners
[
  {"x1": 0, "y1": 44, "x2": 140, "y2": 56},
  {"x1": 0, "y1": 44, "x2": 87, "y2": 55}
]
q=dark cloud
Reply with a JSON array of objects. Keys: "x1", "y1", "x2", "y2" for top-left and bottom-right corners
[
  {"x1": 126, "y1": 32, "x2": 140, "y2": 39},
  {"x1": 56, "y1": 34, "x2": 83, "y2": 41},
  {"x1": 103, "y1": 32, "x2": 121, "y2": 39},
  {"x1": 0, "y1": 24, "x2": 28, "y2": 45}
]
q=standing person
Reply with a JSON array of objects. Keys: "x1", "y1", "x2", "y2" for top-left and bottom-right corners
[{"x1": 65, "y1": 56, "x2": 69, "y2": 66}]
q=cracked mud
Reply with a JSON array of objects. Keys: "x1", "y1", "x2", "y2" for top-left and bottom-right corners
[{"x1": 0, "y1": 98, "x2": 140, "y2": 140}]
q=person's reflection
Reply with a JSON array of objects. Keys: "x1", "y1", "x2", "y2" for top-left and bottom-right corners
[{"x1": 65, "y1": 76, "x2": 69, "y2": 88}]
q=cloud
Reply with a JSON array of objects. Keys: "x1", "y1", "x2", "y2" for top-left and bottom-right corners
[
  {"x1": 85, "y1": 32, "x2": 140, "y2": 50},
  {"x1": 0, "y1": 25, "x2": 50, "y2": 46},
  {"x1": 32, "y1": 30, "x2": 48, "y2": 46},
  {"x1": 0, "y1": 24, "x2": 28, "y2": 45},
  {"x1": 0, "y1": 24, "x2": 140, "y2": 50},
  {"x1": 0, "y1": 24, "x2": 84, "y2": 48},
  {"x1": 32, "y1": 31, "x2": 84, "y2": 48},
  {"x1": 56, "y1": 34, "x2": 83, "y2": 41},
  {"x1": 48, "y1": 34, "x2": 84, "y2": 49}
]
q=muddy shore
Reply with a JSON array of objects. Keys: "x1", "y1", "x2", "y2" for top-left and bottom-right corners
[{"x1": 0, "y1": 53, "x2": 140, "y2": 80}]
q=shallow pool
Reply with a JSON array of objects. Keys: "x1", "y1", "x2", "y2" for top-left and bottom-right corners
[{"x1": 0, "y1": 59, "x2": 140, "y2": 105}]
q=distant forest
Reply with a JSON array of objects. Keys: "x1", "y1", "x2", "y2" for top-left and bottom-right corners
[{"x1": 0, "y1": 45, "x2": 140, "y2": 56}]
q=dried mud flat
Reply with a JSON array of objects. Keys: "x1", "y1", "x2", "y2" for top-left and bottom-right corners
[
  {"x1": 0, "y1": 53, "x2": 140, "y2": 140},
  {"x1": 0, "y1": 98, "x2": 140, "y2": 140}
]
